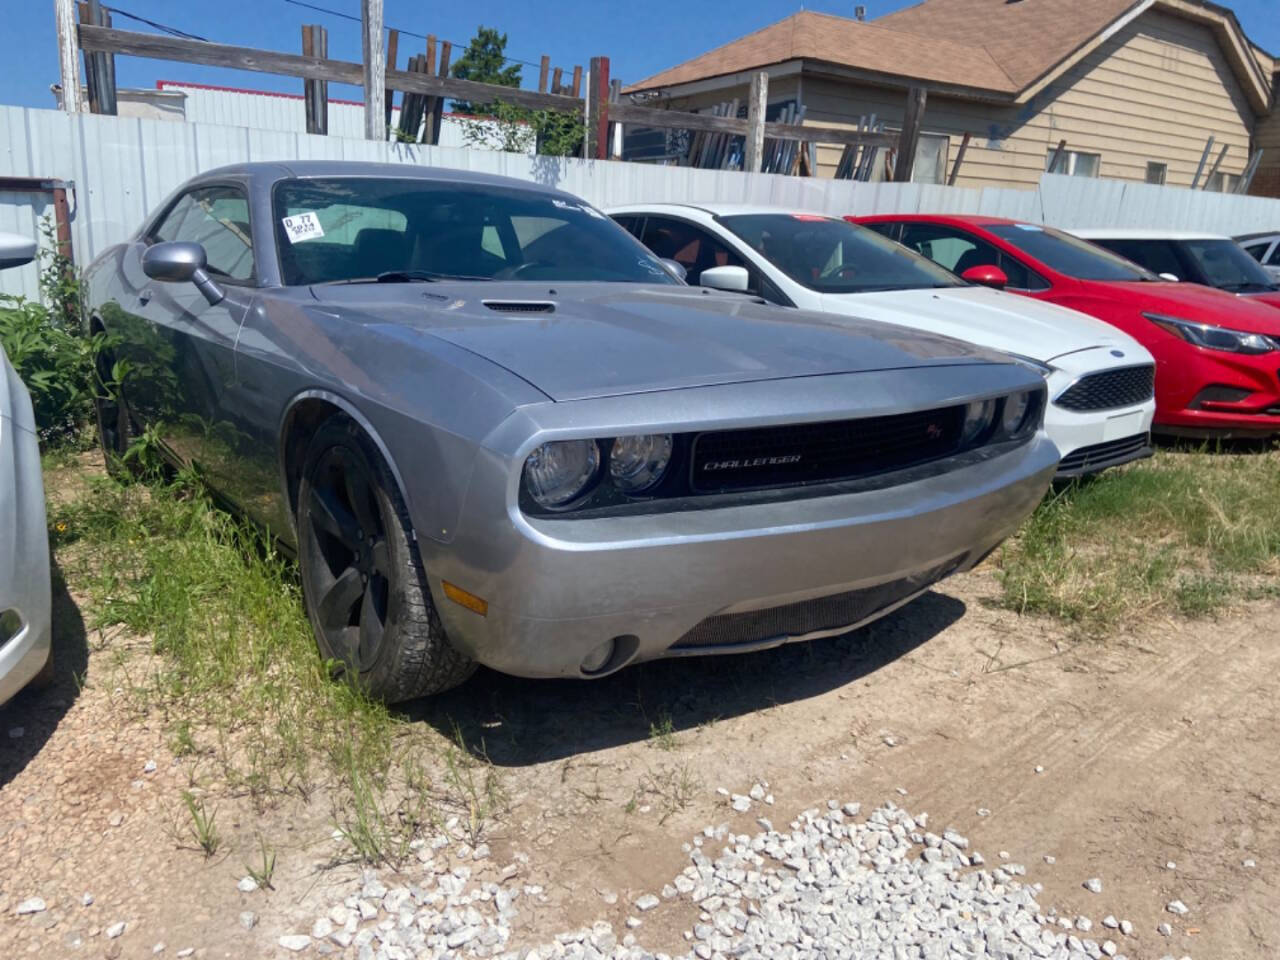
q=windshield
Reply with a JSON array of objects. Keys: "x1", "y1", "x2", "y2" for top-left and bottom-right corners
[
  {"x1": 271, "y1": 178, "x2": 679, "y2": 286},
  {"x1": 1179, "y1": 238, "x2": 1277, "y2": 291},
  {"x1": 719, "y1": 214, "x2": 964, "y2": 293},
  {"x1": 988, "y1": 224, "x2": 1156, "y2": 282}
]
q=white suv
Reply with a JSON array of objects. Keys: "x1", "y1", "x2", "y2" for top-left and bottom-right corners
[{"x1": 610, "y1": 204, "x2": 1156, "y2": 477}]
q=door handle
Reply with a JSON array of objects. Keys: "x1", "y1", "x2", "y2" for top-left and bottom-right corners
[{"x1": 138, "y1": 288, "x2": 153, "y2": 306}]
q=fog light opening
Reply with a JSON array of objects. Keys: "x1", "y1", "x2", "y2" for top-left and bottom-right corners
[
  {"x1": 580, "y1": 634, "x2": 640, "y2": 677},
  {"x1": 0, "y1": 609, "x2": 23, "y2": 647},
  {"x1": 441, "y1": 581, "x2": 488, "y2": 617}
]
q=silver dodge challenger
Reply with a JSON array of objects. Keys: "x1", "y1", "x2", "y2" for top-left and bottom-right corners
[{"x1": 82, "y1": 161, "x2": 1058, "y2": 702}]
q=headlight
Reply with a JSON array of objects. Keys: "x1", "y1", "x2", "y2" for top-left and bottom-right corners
[
  {"x1": 523, "y1": 439, "x2": 601, "y2": 508},
  {"x1": 997, "y1": 390, "x2": 1035, "y2": 438},
  {"x1": 1144, "y1": 313, "x2": 1279, "y2": 355},
  {"x1": 609, "y1": 434, "x2": 673, "y2": 494},
  {"x1": 960, "y1": 398, "x2": 996, "y2": 444}
]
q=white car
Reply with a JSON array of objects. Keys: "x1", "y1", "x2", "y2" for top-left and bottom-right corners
[
  {"x1": 610, "y1": 204, "x2": 1157, "y2": 477},
  {"x1": 0, "y1": 232, "x2": 52, "y2": 705},
  {"x1": 1236, "y1": 232, "x2": 1280, "y2": 283}
]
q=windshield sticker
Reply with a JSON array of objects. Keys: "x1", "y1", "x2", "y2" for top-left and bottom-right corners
[
  {"x1": 1013, "y1": 223, "x2": 1044, "y2": 231},
  {"x1": 790, "y1": 214, "x2": 829, "y2": 222},
  {"x1": 281, "y1": 212, "x2": 325, "y2": 243},
  {"x1": 551, "y1": 198, "x2": 606, "y2": 220}
]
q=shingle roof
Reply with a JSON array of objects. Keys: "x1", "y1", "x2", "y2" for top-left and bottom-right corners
[
  {"x1": 874, "y1": 0, "x2": 1141, "y2": 90},
  {"x1": 623, "y1": 10, "x2": 1018, "y2": 95}
]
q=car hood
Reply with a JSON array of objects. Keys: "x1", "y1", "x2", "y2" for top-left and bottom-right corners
[
  {"x1": 312, "y1": 282, "x2": 1008, "y2": 401},
  {"x1": 1242, "y1": 289, "x2": 1280, "y2": 311},
  {"x1": 819, "y1": 285, "x2": 1137, "y2": 364},
  {"x1": 1103, "y1": 280, "x2": 1280, "y2": 334}
]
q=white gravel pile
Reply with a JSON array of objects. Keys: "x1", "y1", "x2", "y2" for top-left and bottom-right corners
[{"x1": 304, "y1": 799, "x2": 1175, "y2": 960}]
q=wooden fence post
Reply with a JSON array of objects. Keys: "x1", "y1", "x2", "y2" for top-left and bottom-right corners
[
  {"x1": 302, "y1": 24, "x2": 329, "y2": 135},
  {"x1": 55, "y1": 0, "x2": 85, "y2": 112},
  {"x1": 1047, "y1": 138, "x2": 1068, "y2": 174},
  {"x1": 538, "y1": 56, "x2": 549, "y2": 94},
  {"x1": 585, "y1": 57, "x2": 610, "y2": 160},
  {"x1": 892, "y1": 86, "x2": 927, "y2": 182},
  {"x1": 360, "y1": 0, "x2": 385, "y2": 140},
  {"x1": 428, "y1": 41, "x2": 451, "y2": 146},
  {"x1": 744, "y1": 71, "x2": 768, "y2": 173},
  {"x1": 384, "y1": 29, "x2": 398, "y2": 129}
]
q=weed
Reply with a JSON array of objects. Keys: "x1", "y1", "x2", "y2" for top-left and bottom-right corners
[
  {"x1": 244, "y1": 836, "x2": 277, "y2": 891},
  {"x1": 648, "y1": 711, "x2": 678, "y2": 752},
  {"x1": 169, "y1": 720, "x2": 197, "y2": 757},
  {"x1": 638, "y1": 762, "x2": 700, "y2": 825},
  {"x1": 441, "y1": 726, "x2": 507, "y2": 846},
  {"x1": 183, "y1": 791, "x2": 220, "y2": 858},
  {"x1": 996, "y1": 448, "x2": 1280, "y2": 631}
]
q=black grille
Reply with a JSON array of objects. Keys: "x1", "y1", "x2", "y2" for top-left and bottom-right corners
[
  {"x1": 1055, "y1": 365, "x2": 1154, "y2": 412},
  {"x1": 690, "y1": 406, "x2": 965, "y2": 493},
  {"x1": 673, "y1": 558, "x2": 963, "y2": 650},
  {"x1": 1056, "y1": 433, "x2": 1151, "y2": 476}
]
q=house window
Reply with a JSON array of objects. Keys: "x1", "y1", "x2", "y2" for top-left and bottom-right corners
[
  {"x1": 1045, "y1": 149, "x2": 1100, "y2": 177},
  {"x1": 1204, "y1": 172, "x2": 1240, "y2": 193},
  {"x1": 1145, "y1": 162, "x2": 1167, "y2": 185}
]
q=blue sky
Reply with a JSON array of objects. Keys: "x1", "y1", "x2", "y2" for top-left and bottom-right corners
[{"x1": 2, "y1": 0, "x2": 1277, "y2": 109}]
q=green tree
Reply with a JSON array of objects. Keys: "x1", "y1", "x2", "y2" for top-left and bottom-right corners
[{"x1": 450, "y1": 26, "x2": 522, "y2": 115}]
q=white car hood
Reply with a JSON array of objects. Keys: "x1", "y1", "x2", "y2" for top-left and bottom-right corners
[{"x1": 819, "y1": 285, "x2": 1139, "y2": 365}]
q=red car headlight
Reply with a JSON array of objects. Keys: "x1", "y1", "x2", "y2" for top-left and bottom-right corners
[{"x1": 1144, "y1": 313, "x2": 1279, "y2": 355}]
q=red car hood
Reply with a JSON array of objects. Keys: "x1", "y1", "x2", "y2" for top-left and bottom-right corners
[
  {"x1": 1102, "y1": 281, "x2": 1280, "y2": 334},
  {"x1": 1242, "y1": 290, "x2": 1280, "y2": 311}
]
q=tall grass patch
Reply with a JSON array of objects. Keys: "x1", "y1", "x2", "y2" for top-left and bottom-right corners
[{"x1": 995, "y1": 446, "x2": 1280, "y2": 631}]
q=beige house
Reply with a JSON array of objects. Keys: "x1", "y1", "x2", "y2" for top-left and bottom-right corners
[{"x1": 624, "y1": 0, "x2": 1280, "y2": 196}]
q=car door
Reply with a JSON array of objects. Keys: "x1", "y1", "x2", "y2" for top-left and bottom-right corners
[
  {"x1": 898, "y1": 222, "x2": 1049, "y2": 293},
  {"x1": 633, "y1": 215, "x2": 791, "y2": 304},
  {"x1": 129, "y1": 184, "x2": 257, "y2": 483}
]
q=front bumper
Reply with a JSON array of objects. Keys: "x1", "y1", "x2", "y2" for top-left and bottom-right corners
[
  {"x1": 422, "y1": 384, "x2": 1057, "y2": 679},
  {"x1": 1152, "y1": 340, "x2": 1280, "y2": 437},
  {"x1": 0, "y1": 414, "x2": 52, "y2": 707},
  {"x1": 1042, "y1": 363, "x2": 1155, "y2": 476}
]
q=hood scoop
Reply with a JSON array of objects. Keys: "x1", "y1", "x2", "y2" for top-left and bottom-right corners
[{"x1": 483, "y1": 300, "x2": 556, "y2": 314}]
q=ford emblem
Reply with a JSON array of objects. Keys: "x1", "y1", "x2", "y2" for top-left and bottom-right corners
[{"x1": 1110, "y1": 349, "x2": 1125, "y2": 357}]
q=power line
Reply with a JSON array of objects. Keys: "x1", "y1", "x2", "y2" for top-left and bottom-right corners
[
  {"x1": 102, "y1": 5, "x2": 210, "y2": 42},
  {"x1": 280, "y1": 0, "x2": 554, "y2": 72}
]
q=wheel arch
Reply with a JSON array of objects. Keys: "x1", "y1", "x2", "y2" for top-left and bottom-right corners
[{"x1": 277, "y1": 389, "x2": 414, "y2": 538}]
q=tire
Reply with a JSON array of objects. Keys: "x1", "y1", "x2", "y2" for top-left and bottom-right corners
[{"x1": 295, "y1": 415, "x2": 475, "y2": 702}]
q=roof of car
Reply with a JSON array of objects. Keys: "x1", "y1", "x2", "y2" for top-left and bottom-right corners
[
  {"x1": 607, "y1": 202, "x2": 844, "y2": 219},
  {"x1": 1071, "y1": 228, "x2": 1227, "y2": 241},
  {"x1": 192, "y1": 160, "x2": 566, "y2": 195},
  {"x1": 852, "y1": 214, "x2": 1020, "y2": 227}
]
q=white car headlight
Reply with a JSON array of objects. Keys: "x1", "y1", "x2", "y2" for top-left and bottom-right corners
[
  {"x1": 523, "y1": 439, "x2": 601, "y2": 508},
  {"x1": 609, "y1": 434, "x2": 673, "y2": 494},
  {"x1": 1144, "y1": 313, "x2": 1279, "y2": 355}
]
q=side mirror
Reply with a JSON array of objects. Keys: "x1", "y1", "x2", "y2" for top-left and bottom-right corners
[
  {"x1": 699, "y1": 264, "x2": 751, "y2": 293},
  {"x1": 0, "y1": 232, "x2": 37, "y2": 271},
  {"x1": 659, "y1": 258, "x2": 688, "y2": 282},
  {"x1": 961, "y1": 264, "x2": 1009, "y2": 290},
  {"x1": 142, "y1": 241, "x2": 225, "y2": 305},
  {"x1": 1158, "y1": 272, "x2": 1180, "y2": 282}
]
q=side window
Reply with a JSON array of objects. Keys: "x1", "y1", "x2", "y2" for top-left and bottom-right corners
[
  {"x1": 1098, "y1": 239, "x2": 1182, "y2": 280},
  {"x1": 863, "y1": 222, "x2": 902, "y2": 242},
  {"x1": 152, "y1": 186, "x2": 255, "y2": 282},
  {"x1": 998, "y1": 252, "x2": 1049, "y2": 292},
  {"x1": 1242, "y1": 242, "x2": 1267, "y2": 263},
  {"x1": 610, "y1": 215, "x2": 643, "y2": 238},
  {"x1": 638, "y1": 216, "x2": 745, "y2": 285},
  {"x1": 900, "y1": 223, "x2": 1045, "y2": 291},
  {"x1": 1266, "y1": 244, "x2": 1280, "y2": 267}
]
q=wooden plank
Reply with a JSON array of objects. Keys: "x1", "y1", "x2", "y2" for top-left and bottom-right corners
[
  {"x1": 99, "y1": 6, "x2": 116, "y2": 114},
  {"x1": 428, "y1": 40, "x2": 451, "y2": 146},
  {"x1": 360, "y1": 0, "x2": 385, "y2": 140},
  {"x1": 77, "y1": 26, "x2": 584, "y2": 115},
  {"x1": 551, "y1": 67, "x2": 563, "y2": 95},
  {"x1": 947, "y1": 131, "x2": 971, "y2": 186},
  {"x1": 302, "y1": 25, "x2": 328, "y2": 135},
  {"x1": 78, "y1": 3, "x2": 101, "y2": 114},
  {"x1": 571, "y1": 65, "x2": 582, "y2": 98},
  {"x1": 1200, "y1": 142, "x2": 1229, "y2": 190},
  {"x1": 422, "y1": 36, "x2": 437, "y2": 144},
  {"x1": 743, "y1": 71, "x2": 768, "y2": 173},
  {"x1": 1190, "y1": 135, "x2": 1214, "y2": 189},
  {"x1": 892, "y1": 85, "x2": 927, "y2": 182},
  {"x1": 384, "y1": 28, "x2": 398, "y2": 128},
  {"x1": 585, "y1": 57, "x2": 610, "y2": 160},
  {"x1": 1047, "y1": 138, "x2": 1068, "y2": 174},
  {"x1": 608, "y1": 101, "x2": 896, "y2": 147},
  {"x1": 56, "y1": 0, "x2": 85, "y2": 113},
  {"x1": 538, "y1": 56, "x2": 549, "y2": 94}
]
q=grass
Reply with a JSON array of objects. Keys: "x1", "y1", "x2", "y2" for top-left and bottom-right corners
[
  {"x1": 648, "y1": 711, "x2": 678, "y2": 752},
  {"x1": 994, "y1": 444, "x2": 1280, "y2": 632},
  {"x1": 47, "y1": 463, "x2": 503, "y2": 865},
  {"x1": 183, "y1": 791, "x2": 220, "y2": 858}
]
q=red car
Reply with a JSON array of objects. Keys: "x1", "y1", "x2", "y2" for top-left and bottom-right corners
[{"x1": 854, "y1": 214, "x2": 1280, "y2": 437}]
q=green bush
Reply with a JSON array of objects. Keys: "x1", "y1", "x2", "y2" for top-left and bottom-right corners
[{"x1": 0, "y1": 218, "x2": 104, "y2": 445}]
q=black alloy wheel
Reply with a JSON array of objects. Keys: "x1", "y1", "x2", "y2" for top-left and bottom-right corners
[{"x1": 296, "y1": 416, "x2": 475, "y2": 701}]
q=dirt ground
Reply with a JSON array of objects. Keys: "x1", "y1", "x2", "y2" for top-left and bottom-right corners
[{"x1": 1, "y1": 553, "x2": 1276, "y2": 958}]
